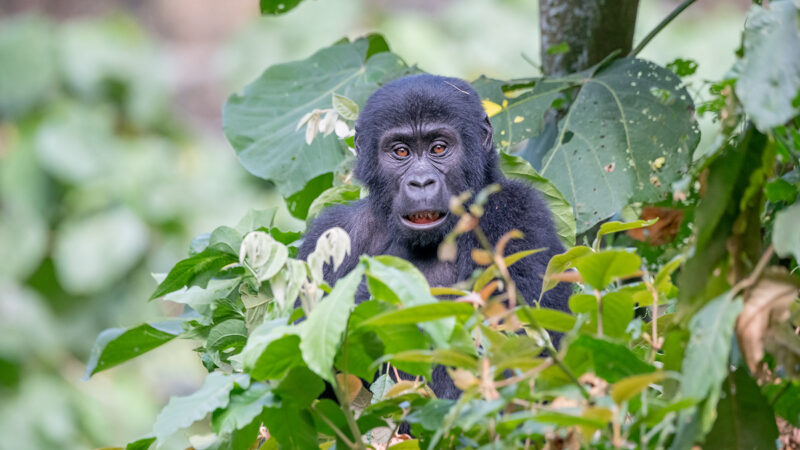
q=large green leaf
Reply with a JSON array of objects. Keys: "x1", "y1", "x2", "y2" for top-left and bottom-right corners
[
  {"x1": 83, "y1": 320, "x2": 183, "y2": 379},
  {"x1": 364, "y1": 255, "x2": 454, "y2": 348},
  {"x1": 563, "y1": 335, "x2": 655, "y2": 383},
  {"x1": 499, "y1": 152, "x2": 575, "y2": 246},
  {"x1": 150, "y1": 247, "x2": 238, "y2": 300},
  {"x1": 472, "y1": 77, "x2": 572, "y2": 152},
  {"x1": 153, "y1": 372, "x2": 249, "y2": 441},
  {"x1": 705, "y1": 367, "x2": 779, "y2": 449},
  {"x1": 300, "y1": 265, "x2": 364, "y2": 382},
  {"x1": 359, "y1": 302, "x2": 475, "y2": 327},
  {"x1": 223, "y1": 35, "x2": 409, "y2": 196},
  {"x1": 680, "y1": 294, "x2": 742, "y2": 401},
  {"x1": 539, "y1": 58, "x2": 700, "y2": 232},
  {"x1": 0, "y1": 16, "x2": 57, "y2": 117},
  {"x1": 573, "y1": 249, "x2": 641, "y2": 291},
  {"x1": 736, "y1": 1, "x2": 800, "y2": 132},
  {"x1": 211, "y1": 383, "x2": 276, "y2": 435}
]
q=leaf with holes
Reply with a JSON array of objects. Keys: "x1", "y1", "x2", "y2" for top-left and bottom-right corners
[{"x1": 539, "y1": 58, "x2": 699, "y2": 232}]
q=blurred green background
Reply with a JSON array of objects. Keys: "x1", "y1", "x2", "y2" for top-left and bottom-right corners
[{"x1": 0, "y1": 0, "x2": 746, "y2": 448}]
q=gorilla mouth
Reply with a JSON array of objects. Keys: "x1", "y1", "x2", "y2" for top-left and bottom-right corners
[{"x1": 401, "y1": 210, "x2": 447, "y2": 229}]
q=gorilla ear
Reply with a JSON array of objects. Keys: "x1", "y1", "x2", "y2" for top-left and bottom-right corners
[{"x1": 481, "y1": 116, "x2": 494, "y2": 151}]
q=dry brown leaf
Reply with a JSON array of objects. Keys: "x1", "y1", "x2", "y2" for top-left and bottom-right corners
[
  {"x1": 735, "y1": 267, "x2": 800, "y2": 374},
  {"x1": 335, "y1": 373, "x2": 364, "y2": 404},
  {"x1": 626, "y1": 207, "x2": 684, "y2": 245},
  {"x1": 449, "y1": 368, "x2": 479, "y2": 390}
]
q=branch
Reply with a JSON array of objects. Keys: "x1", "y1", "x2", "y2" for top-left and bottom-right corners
[{"x1": 629, "y1": 0, "x2": 697, "y2": 57}]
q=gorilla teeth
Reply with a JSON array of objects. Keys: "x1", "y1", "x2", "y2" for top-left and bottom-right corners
[{"x1": 407, "y1": 211, "x2": 442, "y2": 224}]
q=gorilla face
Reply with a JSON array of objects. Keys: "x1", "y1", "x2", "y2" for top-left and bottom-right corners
[
  {"x1": 378, "y1": 122, "x2": 462, "y2": 244},
  {"x1": 354, "y1": 74, "x2": 498, "y2": 249}
]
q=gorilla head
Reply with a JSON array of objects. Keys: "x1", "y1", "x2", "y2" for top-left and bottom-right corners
[{"x1": 354, "y1": 74, "x2": 500, "y2": 248}]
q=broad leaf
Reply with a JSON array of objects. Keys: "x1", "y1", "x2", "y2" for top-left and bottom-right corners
[
  {"x1": 251, "y1": 334, "x2": 304, "y2": 380},
  {"x1": 223, "y1": 35, "x2": 409, "y2": 196},
  {"x1": 680, "y1": 294, "x2": 742, "y2": 401},
  {"x1": 611, "y1": 372, "x2": 666, "y2": 404},
  {"x1": 736, "y1": 1, "x2": 800, "y2": 131},
  {"x1": 593, "y1": 218, "x2": 657, "y2": 250},
  {"x1": 472, "y1": 77, "x2": 573, "y2": 153},
  {"x1": 83, "y1": 320, "x2": 183, "y2": 379},
  {"x1": 539, "y1": 58, "x2": 700, "y2": 232},
  {"x1": 274, "y1": 366, "x2": 325, "y2": 408},
  {"x1": 573, "y1": 249, "x2": 641, "y2": 291},
  {"x1": 153, "y1": 372, "x2": 249, "y2": 441},
  {"x1": 705, "y1": 367, "x2": 779, "y2": 449},
  {"x1": 359, "y1": 302, "x2": 475, "y2": 327},
  {"x1": 150, "y1": 247, "x2": 237, "y2": 300},
  {"x1": 163, "y1": 277, "x2": 241, "y2": 317},
  {"x1": 563, "y1": 335, "x2": 655, "y2": 383},
  {"x1": 541, "y1": 246, "x2": 592, "y2": 296},
  {"x1": 364, "y1": 256, "x2": 454, "y2": 348},
  {"x1": 300, "y1": 265, "x2": 364, "y2": 382},
  {"x1": 518, "y1": 307, "x2": 577, "y2": 333},
  {"x1": 499, "y1": 152, "x2": 576, "y2": 246},
  {"x1": 307, "y1": 183, "x2": 361, "y2": 221},
  {"x1": 211, "y1": 383, "x2": 276, "y2": 435}
]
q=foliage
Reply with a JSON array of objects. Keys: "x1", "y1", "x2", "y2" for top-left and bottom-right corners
[{"x1": 84, "y1": 1, "x2": 800, "y2": 449}]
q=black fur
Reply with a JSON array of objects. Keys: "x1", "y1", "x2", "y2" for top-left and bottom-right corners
[{"x1": 299, "y1": 74, "x2": 571, "y2": 399}]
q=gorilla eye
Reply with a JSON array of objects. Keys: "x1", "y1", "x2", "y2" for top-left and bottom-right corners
[
  {"x1": 394, "y1": 147, "x2": 410, "y2": 158},
  {"x1": 431, "y1": 143, "x2": 447, "y2": 154}
]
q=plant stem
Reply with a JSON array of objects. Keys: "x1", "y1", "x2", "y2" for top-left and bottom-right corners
[
  {"x1": 332, "y1": 382, "x2": 367, "y2": 450},
  {"x1": 629, "y1": 0, "x2": 697, "y2": 57},
  {"x1": 594, "y1": 289, "x2": 604, "y2": 336},
  {"x1": 312, "y1": 402, "x2": 356, "y2": 448}
]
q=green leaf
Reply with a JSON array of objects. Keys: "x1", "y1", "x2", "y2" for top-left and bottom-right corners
[
  {"x1": 705, "y1": 367, "x2": 779, "y2": 449},
  {"x1": 383, "y1": 349, "x2": 479, "y2": 371},
  {"x1": 774, "y1": 202, "x2": 800, "y2": 262},
  {"x1": 370, "y1": 373, "x2": 395, "y2": 404},
  {"x1": 235, "y1": 208, "x2": 278, "y2": 234},
  {"x1": 539, "y1": 58, "x2": 700, "y2": 232},
  {"x1": 332, "y1": 93, "x2": 360, "y2": 120},
  {"x1": 336, "y1": 330, "x2": 384, "y2": 380},
  {"x1": 83, "y1": 320, "x2": 183, "y2": 379},
  {"x1": 301, "y1": 265, "x2": 365, "y2": 382},
  {"x1": 125, "y1": 436, "x2": 155, "y2": 450},
  {"x1": 564, "y1": 335, "x2": 655, "y2": 383},
  {"x1": 260, "y1": 0, "x2": 303, "y2": 15},
  {"x1": 541, "y1": 246, "x2": 592, "y2": 296},
  {"x1": 680, "y1": 294, "x2": 743, "y2": 400},
  {"x1": 574, "y1": 250, "x2": 641, "y2": 291},
  {"x1": 764, "y1": 178, "x2": 798, "y2": 203},
  {"x1": 472, "y1": 77, "x2": 572, "y2": 153},
  {"x1": 150, "y1": 247, "x2": 238, "y2": 300},
  {"x1": 262, "y1": 406, "x2": 317, "y2": 449},
  {"x1": 211, "y1": 383, "x2": 276, "y2": 435},
  {"x1": 274, "y1": 366, "x2": 325, "y2": 408},
  {"x1": 610, "y1": 372, "x2": 666, "y2": 404},
  {"x1": 364, "y1": 256, "x2": 453, "y2": 348},
  {"x1": 499, "y1": 152, "x2": 576, "y2": 246},
  {"x1": 593, "y1": 218, "x2": 658, "y2": 250},
  {"x1": 286, "y1": 172, "x2": 334, "y2": 220},
  {"x1": 735, "y1": 1, "x2": 800, "y2": 131},
  {"x1": 569, "y1": 291, "x2": 635, "y2": 338},
  {"x1": 0, "y1": 16, "x2": 57, "y2": 117},
  {"x1": 666, "y1": 58, "x2": 698, "y2": 77},
  {"x1": 518, "y1": 307, "x2": 577, "y2": 333},
  {"x1": 251, "y1": 334, "x2": 304, "y2": 380},
  {"x1": 223, "y1": 36, "x2": 409, "y2": 196},
  {"x1": 307, "y1": 183, "x2": 361, "y2": 221},
  {"x1": 359, "y1": 302, "x2": 474, "y2": 327},
  {"x1": 764, "y1": 380, "x2": 800, "y2": 427},
  {"x1": 153, "y1": 372, "x2": 249, "y2": 441},
  {"x1": 163, "y1": 277, "x2": 241, "y2": 317},
  {"x1": 207, "y1": 319, "x2": 248, "y2": 355}
]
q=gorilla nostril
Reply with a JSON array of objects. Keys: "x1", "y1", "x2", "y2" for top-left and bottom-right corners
[{"x1": 409, "y1": 178, "x2": 436, "y2": 189}]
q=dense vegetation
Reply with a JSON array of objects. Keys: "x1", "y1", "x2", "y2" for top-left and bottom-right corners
[{"x1": 80, "y1": 1, "x2": 800, "y2": 448}]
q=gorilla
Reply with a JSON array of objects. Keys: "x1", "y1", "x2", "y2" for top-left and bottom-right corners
[{"x1": 298, "y1": 74, "x2": 571, "y2": 398}]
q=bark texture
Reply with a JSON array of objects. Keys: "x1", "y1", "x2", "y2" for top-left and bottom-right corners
[{"x1": 539, "y1": 0, "x2": 640, "y2": 75}]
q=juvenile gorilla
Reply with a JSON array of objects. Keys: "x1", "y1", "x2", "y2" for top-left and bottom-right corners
[{"x1": 299, "y1": 74, "x2": 571, "y2": 398}]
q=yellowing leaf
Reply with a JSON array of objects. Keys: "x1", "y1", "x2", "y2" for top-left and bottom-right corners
[
  {"x1": 482, "y1": 99, "x2": 502, "y2": 118},
  {"x1": 610, "y1": 372, "x2": 665, "y2": 404}
]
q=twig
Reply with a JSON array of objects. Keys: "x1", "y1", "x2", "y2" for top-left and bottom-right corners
[
  {"x1": 729, "y1": 244, "x2": 775, "y2": 299},
  {"x1": 630, "y1": 0, "x2": 698, "y2": 57},
  {"x1": 594, "y1": 289, "x2": 604, "y2": 337}
]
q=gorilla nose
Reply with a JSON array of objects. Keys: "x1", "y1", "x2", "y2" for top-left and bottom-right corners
[{"x1": 408, "y1": 176, "x2": 436, "y2": 190}]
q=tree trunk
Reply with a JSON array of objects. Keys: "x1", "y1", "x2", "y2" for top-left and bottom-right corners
[{"x1": 539, "y1": 0, "x2": 640, "y2": 75}]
